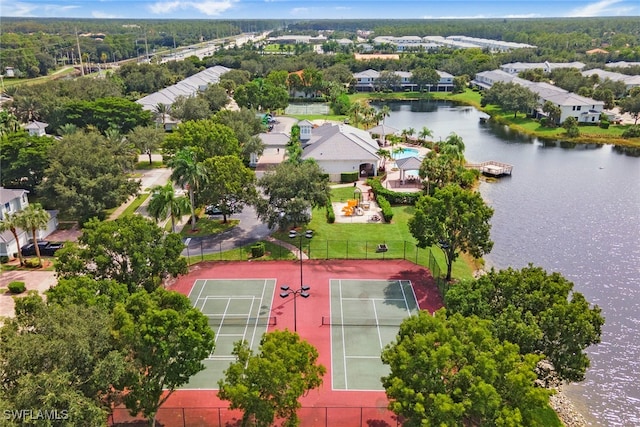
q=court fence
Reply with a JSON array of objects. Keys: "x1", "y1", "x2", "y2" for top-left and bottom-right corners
[
  {"x1": 187, "y1": 239, "x2": 446, "y2": 293},
  {"x1": 110, "y1": 406, "x2": 402, "y2": 427}
]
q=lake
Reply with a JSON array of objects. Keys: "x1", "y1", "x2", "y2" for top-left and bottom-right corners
[{"x1": 379, "y1": 100, "x2": 640, "y2": 426}]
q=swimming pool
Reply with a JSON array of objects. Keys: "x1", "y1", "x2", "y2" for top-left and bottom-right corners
[{"x1": 391, "y1": 147, "x2": 421, "y2": 159}]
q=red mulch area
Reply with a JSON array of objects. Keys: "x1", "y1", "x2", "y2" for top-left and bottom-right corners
[{"x1": 111, "y1": 260, "x2": 443, "y2": 427}]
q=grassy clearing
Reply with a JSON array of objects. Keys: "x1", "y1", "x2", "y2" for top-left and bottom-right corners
[
  {"x1": 186, "y1": 240, "x2": 296, "y2": 265},
  {"x1": 119, "y1": 193, "x2": 150, "y2": 218},
  {"x1": 180, "y1": 217, "x2": 239, "y2": 238}
]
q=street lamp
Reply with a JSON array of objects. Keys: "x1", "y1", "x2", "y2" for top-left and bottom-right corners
[{"x1": 280, "y1": 229, "x2": 313, "y2": 332}]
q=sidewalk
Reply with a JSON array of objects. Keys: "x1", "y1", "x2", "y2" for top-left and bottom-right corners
[{"x1": 265, "y1": 236, "x2": 308, "y2": 260}]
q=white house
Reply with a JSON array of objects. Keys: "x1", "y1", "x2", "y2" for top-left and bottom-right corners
[
  {"x1": 353, "y1": 69, "x2": 380, "y2": 91},
  {"x1": 582, "y1": 68, "x2": 640, "y2": 91},
  {"x1": 353, "y1": 69, "x2": 454, "y2": 92},
  {"x1": 0, "y1": 188, "x2": 58, "y2": 258},
  {"x1": 300, "y1": 122, "x2": 380, "y2": 182},
  {"x1": 24, "y1": 121, "x2": 49, "y2": 137}
]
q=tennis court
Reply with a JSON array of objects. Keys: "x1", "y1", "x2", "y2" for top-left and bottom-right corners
[
  {"x1": 183, "y1": 278, "x2": 277, "y2": 389},
  {"x1": 328, "y1": 279, "x2": 420, "y2": 391},
  {"x1": 284, "y1": 103, "x2": 330, "y2": 115}
]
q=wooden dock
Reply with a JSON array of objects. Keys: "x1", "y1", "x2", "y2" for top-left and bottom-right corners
[{"x1": 466, "y1": 161, "x2": 513, "y2": 177}]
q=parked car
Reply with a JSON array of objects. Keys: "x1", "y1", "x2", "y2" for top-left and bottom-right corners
[
  {"x1": 204, "y1": 205, "x2": 222, "y2": 215},
  {"x1": 20, "y1": 241, "x2": 64, "y2": 257}
]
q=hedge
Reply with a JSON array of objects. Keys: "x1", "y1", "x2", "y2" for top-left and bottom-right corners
[
  {"x1": 341, "y1": 171, "x2": 358, "y2": 183},
  {"x1": 8, "y1": 281, "x2": 26, "y2": 294},
  {"x1": 326, "y1": 204, "x2": 335, "y2": 224},
  {"x1": 251, "y1": 242, "x2": 265, "y2": 258},
  {"x1": 376, "y1": 195, "x2": 394, "y2": 223},
  {"x1": 367, "y1": 178, "x2": 422, "y2": 205}
]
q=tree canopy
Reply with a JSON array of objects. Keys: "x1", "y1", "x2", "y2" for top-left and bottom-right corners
[
  {"x1": 37, "y1": 132, "x2": 140, "y2": 224},
  {"x1": 163, "y1": 119, "x2": 241, "y2": 161},
  {"x1": 112, "y1": 288, "x2": 215, "y2": 425},
  {"x1": 482, "y1": 81, "x2": 539, "y2": 118},
  {"x1": 445, "y1": 265, "x2": 604, "y2": 382},
  {"x1": 256, "y1": 161, "x2": 331, "y2": 230},
  {"x1": 55, "y1": 215, "x2": 187, "y2": 293},
  {"x1": 0, "y1": 130, "x2": 53, "y2": 193},
  {"x1": 409, "y1": 184, "x2": 493, "y2": 281},
  {"x1": 218, "y1": 330, "x2": 325, "y2": 427},
  {"x1": 382, "y1": 310, "x2": 552, "y2": 427}
]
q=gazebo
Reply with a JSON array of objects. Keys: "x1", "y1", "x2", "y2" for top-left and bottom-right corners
[
  {"x1": 368, "y1": 124, "x2": 399, "y2": 145},
  {"x1": 395, "y1": 156, "x2": 423, "y2": 184}
]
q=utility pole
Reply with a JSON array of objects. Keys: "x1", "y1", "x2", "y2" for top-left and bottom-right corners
[{"x1": 75, "y1": 28, "x2": 85, "y2": 76}]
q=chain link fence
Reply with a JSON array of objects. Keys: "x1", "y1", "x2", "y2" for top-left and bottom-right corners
[{"x1": 111, "y1": 406, "x2": 401, "y2": 427}]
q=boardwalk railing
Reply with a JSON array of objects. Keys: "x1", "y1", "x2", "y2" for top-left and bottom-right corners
[{"x1": 466, "y1": 160, "x2": 513, "y2": 176}]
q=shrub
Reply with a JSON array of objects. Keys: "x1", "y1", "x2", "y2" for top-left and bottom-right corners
[
  {"x1": 367, "y1": 178, "x2": 422, "y2": 205},
  {"x1": 622, "y1": 125, "x2": 640, "y2": 138},
  {"x1": 8, "y1": 281, "x2": 26, "y2": 294},
  {"x1": 250, "y1": 242, "x2": 265, "y2": 258},
  {"x1": 326, "y1": 204, "x2": 335, "y2": 224},
  {"x1": 376, "y1": 195, "x2": 394, "y2": 223},
  {"x1": 565, "y1": 126, "x2": 580, "y2": 138},
  {"x1": 24, "y1": 258, "x2": 41, "y2": 268},
  {"x1": 0, "y1": 255, "x2": 9, "y2": 264},
  {"x1": 340, "y1": 171, "x2": 358, "y2": 183},
  {"x1": 599, "y1": 121, "x2": 610, "y2": 129}
]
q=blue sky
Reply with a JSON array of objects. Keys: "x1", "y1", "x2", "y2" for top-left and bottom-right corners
[{"x1": 1, "y1": 0, "x2": 638, "y2": 20}]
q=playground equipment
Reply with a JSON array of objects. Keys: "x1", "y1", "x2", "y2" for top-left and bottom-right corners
[{"x1": 341, "y1": 199, "x2": 364, "y2": 216}]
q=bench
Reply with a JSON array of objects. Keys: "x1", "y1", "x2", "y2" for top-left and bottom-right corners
[{"x1": 376, "y1": 244, "x2": 388, "y2": 253}]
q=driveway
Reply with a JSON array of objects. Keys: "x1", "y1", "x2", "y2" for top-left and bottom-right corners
[{"x1": 0, "y1": 271, "x2": 57, "y2": 320}]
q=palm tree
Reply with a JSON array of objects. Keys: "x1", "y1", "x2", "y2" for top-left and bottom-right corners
[
  {"x1": 167, "y1": 148, "x2": 208, "y2": 231},
  {"x1": 153, "y1": 103, "x2": 169, "y2": 127},
  {"x1": 0, "y1": 213, "x2": 25, "y2": 266},
  {"x1": 15, "y1": 203, "x2": 50, "y2": 266},
  {"x1": 419, "y1": 126, "x2": 434, "y2": 141},
  {"x1": 378, "y1": 105, "x2": 391, "y2": 125},
  {"x1": 147, "y1": 183, "x2": 191, "y2": 233}
]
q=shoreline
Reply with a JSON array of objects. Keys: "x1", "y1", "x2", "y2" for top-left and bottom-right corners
[{"x1": 551, "y1": 387, "x2": 589, "y2": 427}]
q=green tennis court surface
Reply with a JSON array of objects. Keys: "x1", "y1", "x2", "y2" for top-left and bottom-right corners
[
  {"x1": 329, "y1": 279, "x2": 419, "y2": 390},
  {"x1": 183, "y1": 279, "x2": 276, "y2": 389}
]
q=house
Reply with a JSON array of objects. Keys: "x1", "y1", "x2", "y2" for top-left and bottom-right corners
[
  {"x1": 24, "y1": 121, "x2": 49, "y2": 137},
  {"x1": 582, "y1": 68, "x2": 640, "y2": 91},
  {"x1": 353, "y1": 69, "x2": 454, "y2": 92},
  {"x1": 472, "y1": 70, "x2": 604, "y2": 124},
  {"x1": 300, "y1": 122, "x2": 381, "y2": 182},
  {"x1": 500, "y1": 61, "x2": 585, "y2": 74},
  {"x1": 0, "y1": 188, "x2": 59, "y2": 258}
]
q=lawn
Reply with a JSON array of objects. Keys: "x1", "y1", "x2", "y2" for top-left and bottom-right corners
[
  {"x1": 179, "y1": 217, "x2": 239, "y2": 237},
  {"x1": 118, "y1": 193, "x2": 150, "y2": 218},
  {"x1": 274, "y1": 186, "x2": 474, "y2": 281},
  {"x1": 186, "y1": 240, "x2": 296, "y2": 265}
]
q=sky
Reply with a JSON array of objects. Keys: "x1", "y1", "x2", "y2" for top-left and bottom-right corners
[{"x1": 0, "y1": 0, "x2": 638, "y2": 20}]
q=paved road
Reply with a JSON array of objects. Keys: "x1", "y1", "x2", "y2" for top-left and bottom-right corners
[{"x1": 182, "y1": 204, "x2": 273, "y2": 257}]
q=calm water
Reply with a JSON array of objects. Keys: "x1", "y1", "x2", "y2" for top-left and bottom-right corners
[{"x1": 380, "y1": 100, "x2": 640, "y2": 426}]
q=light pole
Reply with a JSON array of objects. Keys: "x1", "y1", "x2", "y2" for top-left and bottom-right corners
[{"x1": 280, "y1": 229, "x2": 313, "y2": 332}]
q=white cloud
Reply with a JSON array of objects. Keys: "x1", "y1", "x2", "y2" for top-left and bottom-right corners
[
  {"x1": 92, "y1": 10, "x2": 122, "y2": 18},
  {"x1": 0, "y1": 0, "x2": 40, "y2": 16},
  {"x1": 149, "y1": 0, "x2": 236, "y2": 16},
  {"x1": 568, "y1": 0, "x2": 624, "y2": 17},
  {"x1": 290, "y1": 7, "x2": 310, "y2": 16}
]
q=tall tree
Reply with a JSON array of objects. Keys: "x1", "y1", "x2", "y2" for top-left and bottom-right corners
[
  {"x1": 482, "y1": 82, "x2": 539, "y2": 118},
  {"x1": 38, "y1": 132, "x2": 140, "y2": 224},
  {"x1": 0, "y1": 213, "x2": 25, "y2": 266},
  {"x1": 168, "y1": 148, "x2": 208, "y2": 231},
  {"x1": 127, "y1": 125, "x2": 165, "y2": 165},
  {"x1": 112, "y1": 288, "x2": 215, "y2": 427},
  {"x1": 0, "y1": 293, "x2": 128, "y2": 425},
  {"x1": 411, "y1": 67, "x2": 440, "y2": 92},
  {"x1": 445, "y1": 265, "x2": 604, "y2": 383},
  {"x1": 15, "y1": 203, "x2": 50, "y2": 266},
  {"x1": 0, "y1": 130, "x2": 53, "y2": 193},
  {"x1": 147, "y1": 183, "x2": 191, "y2": 233},
  {"x1": 619, "y1": 92, "x2": 640, "y2": 125},
  {"x1": 218, "y1": 330, "x2": 325, "y2": 427},
  {"x1": 382, "y1": 310, "x2": 552, "y2": 426},
  {"x1": 409, "y1": 184, "x2": 493, "y2": 281},
  {"x1": 200, "y1": 156, "x2": 257, "y2": 223},
  {"x1": 163, "y1": 119, "x2": 241, "y2": 160},
  {"x1": 256, "y1": 161, "x2": 330, "y2": 230},
  {"x1": 55, "y1": 216, "x2": 187, "y2": 293}
]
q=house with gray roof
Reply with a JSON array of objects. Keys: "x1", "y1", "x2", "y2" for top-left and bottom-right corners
[
  {"x1": 0, "y1": 188, "x2": 58, "y2": 258},
  {"x1": 300, "y1": 122, "x2": 380, "y2": 181},
  {"x1": 136, "y1": 65, "x2": 230, "y2": 112},
  {"x1": 582, "y1": 68, "x2": 640, "y2": 91}
]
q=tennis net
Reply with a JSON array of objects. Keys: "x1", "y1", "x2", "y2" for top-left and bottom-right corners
[
  {"x1": 321, "y1": 316, "x2": 406, "y2": 327},
  {"x1": 206, "y1": 316, "x2": 277, "y2": 326}
]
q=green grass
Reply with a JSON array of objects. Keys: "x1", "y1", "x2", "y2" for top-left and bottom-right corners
[
  {"x1": 186, "y1": 240, "x2": 297, "y2": 265},
  {"x1": 135, "y1": 161, "x2": 166, "y2": 170},
  {"x1": 524, "y1": 405, "x2": 563, "y2": 427},
  {"x1": 119, "y1": 193, "x2": 150, "y2": 218},
  {"x1": 180, "y1": 217, "x2": 239, "y2": 238}
]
